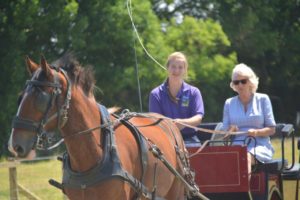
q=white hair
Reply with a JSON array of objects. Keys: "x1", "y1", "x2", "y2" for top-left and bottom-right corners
[{"x1": 230, "y1": 63, "x2": 259, "y2": 93}]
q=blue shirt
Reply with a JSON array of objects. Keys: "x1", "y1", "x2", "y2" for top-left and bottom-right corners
[
  {"x1": 149, "y1": 80, "x2": 204, "y2": 137},
  {"x1": 222, "y1": 93, "x2": 276, "y2": 162}
]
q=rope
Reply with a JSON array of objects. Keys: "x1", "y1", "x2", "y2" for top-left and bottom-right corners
[
  {"x1": 132, "y1": 30, "x2": 143, "y2": 112},
  {"x1": 126, "y1": 0, "x2": 166, "y2": 70}
]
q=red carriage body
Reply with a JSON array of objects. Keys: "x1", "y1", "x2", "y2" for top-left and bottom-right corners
[
  {"x1": 188, "y1": 145, "x2": 249, "y2": 193},
  {"x1": 186, "y1": 123, "x2": 298, "y2": 200}
]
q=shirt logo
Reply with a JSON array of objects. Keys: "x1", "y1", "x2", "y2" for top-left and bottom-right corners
[{"x1": 181, "y1": 95, "x2": 189, "y2": 107}]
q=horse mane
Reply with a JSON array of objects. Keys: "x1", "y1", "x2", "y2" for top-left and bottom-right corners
[{"x1": 52, "y1": 53, "x2": 95, "y2": 97}]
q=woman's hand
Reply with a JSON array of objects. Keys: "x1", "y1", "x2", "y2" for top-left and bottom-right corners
[
  {"x1": 174, "y1": 115, "x2": 202, "y2": 130},
  {"x1": 224, "y1": 125, "x2": 239, "y2": 140},
  {"x1": 248, "y1": 129, "x2": 258, "y2": 137},
  {"x1": 229, "y1": 125, "x2": 239, "y2": 132},
  {"x1": 174, "y1": 119, "x2": 185, "y2": 130}
]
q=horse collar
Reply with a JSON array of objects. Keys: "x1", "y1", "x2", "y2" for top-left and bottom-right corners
[{"x1": 60, "y1": 105, "x2": 154, "y2": 199}]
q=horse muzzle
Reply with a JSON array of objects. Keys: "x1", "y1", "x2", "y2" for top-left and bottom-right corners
[{"x1": 8, "y1": 128, "x2": 37, "y2": 158}]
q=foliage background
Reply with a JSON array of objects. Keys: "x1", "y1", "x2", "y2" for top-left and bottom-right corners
[{"x1": 1, "y1": 0, "x2": 299, "y2": 156}]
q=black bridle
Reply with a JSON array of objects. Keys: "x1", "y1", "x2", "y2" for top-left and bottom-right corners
[{"x1": 12, "y1": 66, "x2": 72, "y2": 150}]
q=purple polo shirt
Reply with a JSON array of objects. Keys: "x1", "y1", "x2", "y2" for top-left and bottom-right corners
[{"x1": 149, "y1": 80, "x2": 204, "y2": 137}]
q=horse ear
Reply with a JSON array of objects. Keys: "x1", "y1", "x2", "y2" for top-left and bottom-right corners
[
  {"x1": 40, "y1": 55, "x2": 50, "y2": 76},
  {"x1": 25, "y1": 56, "x2": 39, "y2": 76}
]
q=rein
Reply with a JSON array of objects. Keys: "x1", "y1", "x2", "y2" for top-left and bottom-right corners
[
  {"x1": 121, "y1": 112, "x2": 247, "y2": 136},
  {"x1": 41, "y1": 109, "x2": 131, "y2": 150},
  {"x1": 39, "y1": 108, "x2": 247, "y2": 151},
  {"x1": 50, "y1": 110, "x2": 247, "y2": 150}
]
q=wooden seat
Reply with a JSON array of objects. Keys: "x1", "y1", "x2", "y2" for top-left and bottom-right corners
[{"x1": 255, "y1": 159, "x2": 288, "y2": 174}]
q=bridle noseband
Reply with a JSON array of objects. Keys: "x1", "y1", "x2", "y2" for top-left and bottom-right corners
[{"x1": 12, "y1": 66, "x2": 72, "y2": 150}]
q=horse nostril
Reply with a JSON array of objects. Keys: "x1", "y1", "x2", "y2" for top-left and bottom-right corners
[{"x1": 15, "y1": 145, "x2": 24, "y2": 155}]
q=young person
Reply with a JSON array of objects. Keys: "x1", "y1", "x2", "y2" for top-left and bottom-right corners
[{"x1": 149, "y1": 52, "x2": 204, "y2": 146}]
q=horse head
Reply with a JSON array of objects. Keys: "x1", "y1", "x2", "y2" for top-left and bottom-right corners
[{"x1": 8, "y1": 55, "x2": 70, "y2": 158}]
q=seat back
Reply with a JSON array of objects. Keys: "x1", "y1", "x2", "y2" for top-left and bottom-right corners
[
  {"x1": 253, "y1": 123, "x2": 294, "y2": 174},
  {"x1": 250, "y1": 123, "x2": 295, "y2": 197}
]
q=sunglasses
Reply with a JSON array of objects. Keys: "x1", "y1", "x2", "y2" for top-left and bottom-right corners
[{"x1": 232, "y1": 79, "x2": 248, "y2": 85}]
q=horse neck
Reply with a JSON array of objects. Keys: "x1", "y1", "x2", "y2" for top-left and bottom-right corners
[{"x1": 62, "y1": 88, "x2": 103, "y2": 172}]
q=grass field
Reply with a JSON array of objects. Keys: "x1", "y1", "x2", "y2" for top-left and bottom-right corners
[
  {"x1": 0, "y1": 138, "x2": 299, "y2": 200},
  {"x1": 0, "y1": 158, "x2": 65, "y2": 200}
]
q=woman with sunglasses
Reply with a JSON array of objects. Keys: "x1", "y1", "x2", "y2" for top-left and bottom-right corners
[
  {"x1": 222, "y1": 63, "x2": 276, "y2": 172},
  {"x1": 149, "y1": 52, "x2": 204, "y2": 147}
]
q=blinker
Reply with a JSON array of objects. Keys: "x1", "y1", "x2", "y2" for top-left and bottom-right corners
[{"x1": 36, "y1": 87, "x2": 51, "y2": 112}]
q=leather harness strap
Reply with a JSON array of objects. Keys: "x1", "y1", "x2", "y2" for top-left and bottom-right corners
[
  {"x1": 61, "y1": 105, "x2": 158, "y2": 199},
  {"x1": 117, "y1": 116, "x2": 150, "y2": 199}
]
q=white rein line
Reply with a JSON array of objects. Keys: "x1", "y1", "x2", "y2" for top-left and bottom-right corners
[
  {"x1": 134, "y1": 113, "x2": 247, "y2": 135},
  {"x1": 45, "y1": 111, "x2": 246, "y2": 151}
]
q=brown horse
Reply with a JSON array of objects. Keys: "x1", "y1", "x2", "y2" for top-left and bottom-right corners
[{"x1": 8, "y1": 54, "x2": 198, "y2": 200}]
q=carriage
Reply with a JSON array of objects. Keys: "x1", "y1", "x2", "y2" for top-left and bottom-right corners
[
  {"x1": 186, "y1": 122, "x2": 299, "y2": 200},
  {"x1": 8, "y1": 55, "x2": 300, "y2": 200}
]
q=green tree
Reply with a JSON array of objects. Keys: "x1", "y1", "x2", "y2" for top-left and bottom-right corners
[
  {"x1": 118, "y1": 3, "x2": 237, "y2": 120},
  {"x1": 0, "y1": 0, "x2": 78, "y2": 156},
  {"x1": 150, "y1": 0, "x2": 300, "y2": 123},
  {"x1": 216, "y1": 0, "x2": 300, "y2": 122},
  {"x1": 68, "y1": 0, "x2": 172, "y2": 110},
  {"x1": 151, "y1": 0, "x2": 218, "y2": 20}
]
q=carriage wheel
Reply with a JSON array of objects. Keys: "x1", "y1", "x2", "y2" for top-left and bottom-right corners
[{"x1": 268, "y1": 185, "x2": 282, "y2": 200}]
